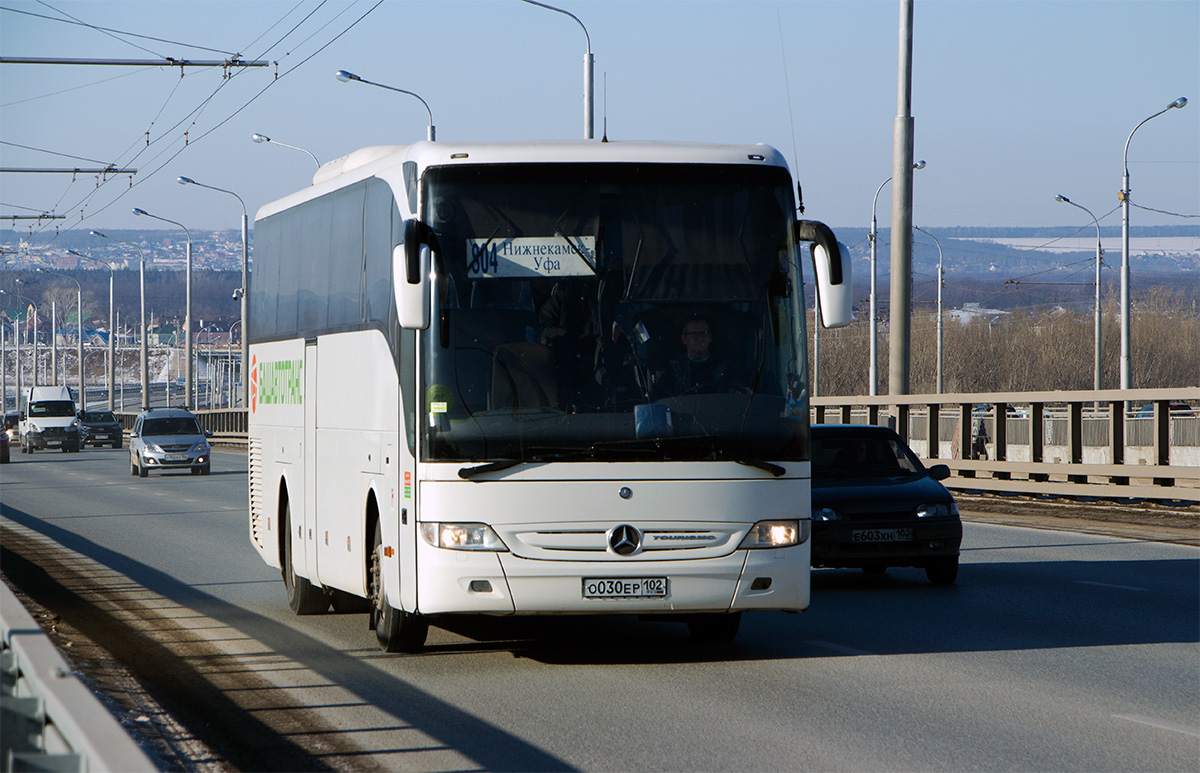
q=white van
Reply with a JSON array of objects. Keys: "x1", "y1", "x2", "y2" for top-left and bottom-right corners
[{"x1": 20, "y1": 385, "x2": 82, "y2": 453}]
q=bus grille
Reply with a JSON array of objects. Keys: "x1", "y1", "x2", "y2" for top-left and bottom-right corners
[{"x1": 249, "y1": 436, "x2": 265, "y2": 548}]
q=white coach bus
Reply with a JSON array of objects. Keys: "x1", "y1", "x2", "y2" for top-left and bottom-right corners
[{"x1": 248, "y1": 140, "x2": 853, "y2": 652}]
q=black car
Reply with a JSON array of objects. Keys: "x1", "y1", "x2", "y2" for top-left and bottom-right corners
[
  {"x1": 810, "y1": 424, "x2": 962, "y2": 584},
  {"x1": 77, "y1": 410, "x2": 124, "y2": 449}
]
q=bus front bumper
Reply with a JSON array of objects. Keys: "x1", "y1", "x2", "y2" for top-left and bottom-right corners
[{"x1": 414, "y1": 545, "x2": 809, "y2": 616}]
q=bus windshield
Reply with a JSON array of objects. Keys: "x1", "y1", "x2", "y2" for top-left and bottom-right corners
[{"x1": 421, "y1": 162, "x2": 809, "y2": 464}]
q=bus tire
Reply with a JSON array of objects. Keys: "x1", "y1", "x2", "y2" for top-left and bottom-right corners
[
  {"x1": 687, "y1": 612, "x2": 741, "y2": 643},
  {"x1": 371, "y1": 520, "x2": 427, "y2": 653},
  {"x1": 282, "y1": 501, "x2": 329, "y2": 615}
]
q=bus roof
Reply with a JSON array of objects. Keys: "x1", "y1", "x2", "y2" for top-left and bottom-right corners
[{"x1": 256, "y1": 139, "x2": 791, "y2": 223}]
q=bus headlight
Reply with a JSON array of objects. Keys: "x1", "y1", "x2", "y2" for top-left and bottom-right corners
[
  {"x1": 739, "y1": 519, "x2": 808, "y2": 549},
  {"x1": 419, "y1": 522, "x2": 508, "y2": 551}
]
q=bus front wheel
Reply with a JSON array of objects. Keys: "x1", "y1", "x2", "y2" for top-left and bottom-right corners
[
  {"x1": 371, "y1": 521, "x2": 427, "y2": 653},
  {"x1": 282, "y1": 501, "x2": 330, "y2": 615}
]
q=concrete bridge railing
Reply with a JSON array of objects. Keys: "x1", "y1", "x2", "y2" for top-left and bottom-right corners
[{"x1": 114, "y1": 389, "x2": 1199, "y2": 502}]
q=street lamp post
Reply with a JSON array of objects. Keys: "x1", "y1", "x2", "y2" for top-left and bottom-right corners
[
  {"x1": 913, "y1": 226, "x2": 943, "y2": 394},
  {"x1": 228, "y1": 319, "x2": 242, "y2": 410},
  {"x1": 520, "y1": 0, "x2": 594, "y2": 139},
  {"x1": 133, "y1": 207, "x2": 194, "y2": 408},
  {"x1": 1, "y1": 289, "x2": 24, "y2": 407},
  {"x1": 38, "y1": 267, "x2": 84, "y2": 405},
  {"x1": 92, "y1": 230, "x2": 149, "y2": 408},
  {"x1": 178, "y1": 176, "x2": 249, "y2": 408},
  {"x1": 335, "y1": 70, "x2": 435, "y2": 141},
  {"x1": 1054, "y1": 195, "x2": 1104, "y2": 393},
  {"x1": 251, "y1": 134, "x2": 320, "y2": 167},
  {"x1": 69, "y1": 250, "x2": 117, "y2": 410},
  {"x1": 51, "y1": 301, "x2": 57, "y2": 384},
  {"x1": 14, "y1": 279, "x2": 39, "y2": 387},
  {"x1": 869, "y1": 160, "x2": 925, "y2": 395},
  {"x1": 1119, "y1": 96, "x2": 1187, "y2": 389}
]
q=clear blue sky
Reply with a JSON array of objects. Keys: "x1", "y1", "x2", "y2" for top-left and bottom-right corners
[{"x1": 1, "y1": 0, "x2": 1196, "y2": 235}]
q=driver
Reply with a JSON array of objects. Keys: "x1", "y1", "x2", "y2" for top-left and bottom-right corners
[{"x1": 658, "y1": 315, "x2": 744, "y2": 396}]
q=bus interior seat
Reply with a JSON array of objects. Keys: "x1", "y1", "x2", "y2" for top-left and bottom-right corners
[{"x1": 451, "y1": 308, "x2": 538, "y2": 415}]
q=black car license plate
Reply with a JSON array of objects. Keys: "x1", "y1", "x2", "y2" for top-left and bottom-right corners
[{"x1": 851, "y1": 528, "x2": 913, "y2": 543}]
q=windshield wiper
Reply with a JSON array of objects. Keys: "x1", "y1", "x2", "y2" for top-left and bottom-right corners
[
  {"x1": 457, "y1": 449, "x2": 597, "y2": 480},
  {"x1": 732, "y1": 457, "x2": 786, "y2": 477},
  {"x1": 591, "y1": 437, "x2": 786, "y2": 476}
]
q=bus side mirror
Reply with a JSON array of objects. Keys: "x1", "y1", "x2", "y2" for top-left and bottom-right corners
[
  {"x1": 794, "y1": 220, "x2": 854, "y2": 329},
  {"x1": 394, "y1": 219, "x2": 431, "y2": 330}
]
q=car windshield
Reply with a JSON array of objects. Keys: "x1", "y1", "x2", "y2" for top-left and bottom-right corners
[
  {"x1": 28, "y1": 401, "x2": 75, "y2": 418},
  {"x1": 812, "y1": 432, "x2": 924, "y2": 479},
  {"x1": 420, "y1": 162, "x2": 809, "y2": 464},
  {"x1": 81, "y1": 411, "x2": 116, "y2": 423},
  {"x1": 142, "y1": 417, "x2": 202, "y2": 436}
]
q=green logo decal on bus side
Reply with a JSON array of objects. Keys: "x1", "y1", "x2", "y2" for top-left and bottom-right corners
[{"x1": 257, "y1": 359, "x2": 303, "y2": 406}]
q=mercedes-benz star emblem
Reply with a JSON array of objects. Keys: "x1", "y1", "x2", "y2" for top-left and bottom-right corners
[{"x1": 608, "y1": 524, "x2": 642, "y2": 556}]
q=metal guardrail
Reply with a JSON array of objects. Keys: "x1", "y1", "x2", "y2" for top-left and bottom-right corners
[
  {"x1": 814, "y1": 387, "x2": 1200, "y2": 502},
  {"x1": 1, "y1": 582, "x2": 154, "y2": 772}
]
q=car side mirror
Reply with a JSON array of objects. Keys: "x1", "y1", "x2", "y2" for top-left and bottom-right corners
[
  {"x1": 928, "y1": 464, "x2": 951, "y2": 481},
  {"x1": 205, "y1": 430, "x2": 214, "y2": 438}
]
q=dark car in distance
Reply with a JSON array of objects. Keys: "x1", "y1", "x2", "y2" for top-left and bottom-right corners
[
  {"x1": 810, "y1": 424, "x2": 962, "y2": 584},
  {"x1": 78, "y1": 410, "x2": 124, "y2": 448},
  {"x1": 3, "y1": 411, "x2": 18, "y2": 444}
]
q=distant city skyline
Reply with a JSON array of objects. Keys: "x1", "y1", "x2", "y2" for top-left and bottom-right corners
[{"x1": 0, "y1": 0, "x2": 1196, "y2": 240}]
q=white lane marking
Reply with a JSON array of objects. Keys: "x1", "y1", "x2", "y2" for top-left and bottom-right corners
[
  {"x1": 1114, "y1": 714, "x2": 1200, "y2": 738},
  {"x1": 1075, "y1": 580, "x2": 1146, "y2": 592},
  {"x1": 805, "y1": 640, "x2": 875, "y2": 657}
]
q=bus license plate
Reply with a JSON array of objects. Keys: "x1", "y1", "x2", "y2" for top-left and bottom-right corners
[
  {"x1": 583, "y1": 578, "x2": 668, "y2": 599},
  {"x1": 851, "y1": 528, "x2": 913, "y2": 543}
]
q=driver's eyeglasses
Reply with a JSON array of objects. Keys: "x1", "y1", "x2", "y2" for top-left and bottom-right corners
[{"x1": 682, "y1": 331, "x2": 710, "y2": 339}]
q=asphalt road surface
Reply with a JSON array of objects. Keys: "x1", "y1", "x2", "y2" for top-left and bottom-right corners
[{"x1": 2, "y1": 448, "x2": 1197, "y2": 771}]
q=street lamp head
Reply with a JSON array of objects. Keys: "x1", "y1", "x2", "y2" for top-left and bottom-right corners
[
  {"x1": 132, "y1": 208, "x2": 148, "y2": 217},
  {"x1": 1055, "y1": 194, "x2": 1070, "y2": 203},
  {"x1": 1169, "y1": 97, "x2": 1188, "y2": 109},
  {"x1": 177, "y1": 176, "x2": 196, "y2": 186},
  {"x1": 913, "y1": 160, "x2": 926, "y2": 170},
  {"x1": 90, "y1": 229, "x2": 106, "y2": 238},
  {"x1": 335, "y1": 70, "x2": 360, "y2": 83},
  {"x1": 251, "y1": 133, "x2": 269, "y2": 143}
]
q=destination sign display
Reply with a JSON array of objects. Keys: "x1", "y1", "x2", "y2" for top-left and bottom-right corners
[{"x1": 466, "y1": 236, "x2": 596, "y2": 278}]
